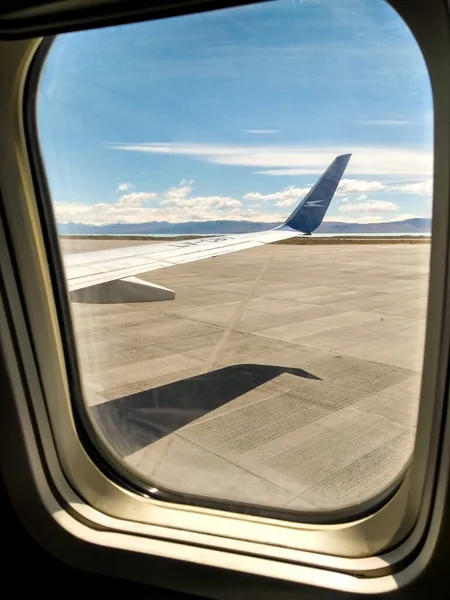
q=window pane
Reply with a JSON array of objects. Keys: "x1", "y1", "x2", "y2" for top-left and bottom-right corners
[{"x1": 38, "y1": 0, "x2": 433, "y2": 515}]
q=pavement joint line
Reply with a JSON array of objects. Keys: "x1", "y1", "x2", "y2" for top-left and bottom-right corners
[{"x1": 173, "y1": 432, "x2": 294, "y2": 495}]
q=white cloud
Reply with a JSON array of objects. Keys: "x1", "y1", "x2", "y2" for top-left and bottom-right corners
[
  {"x1": 396, "y1": 214, "x2": 427, "y2": 221},
  {"x1": 55, "y1": 201, "x2": 283, "y2": 225},
  {"x1": 275, "y1": 198, "x2": 298, "y2": 208},
  {"x1": 243, "y1": 186, "x2": 311, "y2": 207},
  {"x1": 116, "y1": 192, "x2": 157, "y2": 207},
  {"x1": 54, "y1": 181, "x2": 277, "y2": 226},
  {"x1": 56, "y1": 164, "x2": 433, "y2": 227},
  {"x1": 160, "y1": 180, "x2": 242, "y2": 210},
  {"x1": 109, "y1": 143, "x2": 433, "y2": 176},
  {"x1": 338, "y1": 201, "x2": 398, "y2": 213},
  {"x1": 336, "y1": 179, "x2": 387, "y2": 194},
  {"x1": 116, "y1": 182, "x2": 133, "y2": 192},
  {"x1": 256, "y1": 169, "x2": 316, "y2": 176},
  {"x1": 244, "y1": 129, "x2": 280, "y2": 134},
  {"x1": 54, "y1": 187, "x2": 424, "y2": 227},
  {"x1": 164, "y1": 194, "x2": 242, "y2": 210},
  {"x1": 250, "y1": 178, "x2": 432, "y2": 199},
  {"x1": 355, "y1": 120, "x2": 411, "y2": 126},
  {"x1": 160, "y1": 180, "x2": 192, "y2": 205},
  {"x1": 390, "y1": 179, "x2": 432, "y2": 195},
  {"x1": 242, "y1": 179, "x2": 390, "y2": 209}
]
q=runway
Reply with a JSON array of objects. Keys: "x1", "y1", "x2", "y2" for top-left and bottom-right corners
[{"x1": 61, "y1": 238, "x2": 429, "y2": 513}]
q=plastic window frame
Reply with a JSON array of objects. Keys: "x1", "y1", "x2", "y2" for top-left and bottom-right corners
[{"x1": 0, "y1": 0, "x2": 449, "y2": 594}]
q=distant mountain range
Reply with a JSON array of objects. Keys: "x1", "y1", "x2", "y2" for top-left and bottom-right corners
[{"x1": 58, "y1": 217, "x2": 432, "y2": 236}]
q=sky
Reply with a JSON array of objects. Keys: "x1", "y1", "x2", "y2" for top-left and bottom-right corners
[{"x1": 38, "y1": 0, "x2": 433, "y2": 227}]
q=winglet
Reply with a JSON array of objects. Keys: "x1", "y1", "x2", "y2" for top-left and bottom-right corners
[{"x1": 281, "y1": 153, "x2": 351, "y2": 234}]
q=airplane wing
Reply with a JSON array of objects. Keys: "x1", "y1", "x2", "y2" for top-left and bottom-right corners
[{"x1": 63, "y1": 154, "x2": 351, "y2": 301}]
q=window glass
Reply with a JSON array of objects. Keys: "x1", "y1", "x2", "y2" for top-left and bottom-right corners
[{"x1": 38, "y1": 0, "x2": 433, "y2": 515}]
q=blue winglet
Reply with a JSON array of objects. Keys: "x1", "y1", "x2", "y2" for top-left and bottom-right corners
[{"x1": 280, "y1": 154, "x2": 351, "y2": 234}]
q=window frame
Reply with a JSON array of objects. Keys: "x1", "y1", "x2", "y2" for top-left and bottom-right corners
[
  {"x1": 0, "y1": 0, "x2": 449, "y2": 594},
  {"x1": 26, "y1": 37, "x2": 414, "y2": 529}
]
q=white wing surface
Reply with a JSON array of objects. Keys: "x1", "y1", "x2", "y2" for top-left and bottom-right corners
[
  {"x1": 64, "y1": 229, "x2": 296, "y2": 292},
  {"x1": 62, "y1": 154, "x2": 351, "y2": 297}
]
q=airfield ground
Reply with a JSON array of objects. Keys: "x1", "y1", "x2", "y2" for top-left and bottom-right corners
[{"x1": 60, "y1": 237, "x2": 429, "y2": 514}]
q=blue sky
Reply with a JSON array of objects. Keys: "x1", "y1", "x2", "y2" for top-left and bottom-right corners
[{"x1": 38, "y1": 0, "x2": 433, "y2": 226}]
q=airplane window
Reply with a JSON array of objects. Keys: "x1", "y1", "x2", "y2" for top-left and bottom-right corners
[{"x1": 37, "y1": 0, "x2": 433, "y2": 517}]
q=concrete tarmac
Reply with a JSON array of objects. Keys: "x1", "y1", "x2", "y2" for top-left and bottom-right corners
[{"x1": 61, "y1": 238, "x2": 429, "y2": 514}]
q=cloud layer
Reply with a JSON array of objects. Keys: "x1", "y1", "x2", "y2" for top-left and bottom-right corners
[
  {"x1": 355, "y1": 120, "x2": 411, "y2": 126},
  {"x1": 55, "y1": 174, "x2": 431, "y2": 226},
  {"x1": 243, "y1": 186, "x2": 311, "y2": 207},
  {"x1": 244, "y1": 129, "x2": 280, "y2": 134},
  {"x1": 55, "y1": 182, "x2": 285, "y2": 225},
  {"x1": 338, "y1": 200, "x2": 398, "y2": 213},
  {"x1": 58, "y1": 144, "x2": 433, "y2": 227},
  {"x1": 109, "y1": 143, "x2": 433, "y2": 176}
]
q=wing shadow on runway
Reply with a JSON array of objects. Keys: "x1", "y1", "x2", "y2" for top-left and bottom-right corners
[{"x1": 89, "y1": 363, "x2": 320, "y2": 457}]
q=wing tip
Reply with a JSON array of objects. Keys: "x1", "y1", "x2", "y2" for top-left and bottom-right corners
[{"x1": 282, "y1": 152, "x2": 352, "y2": 233}]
